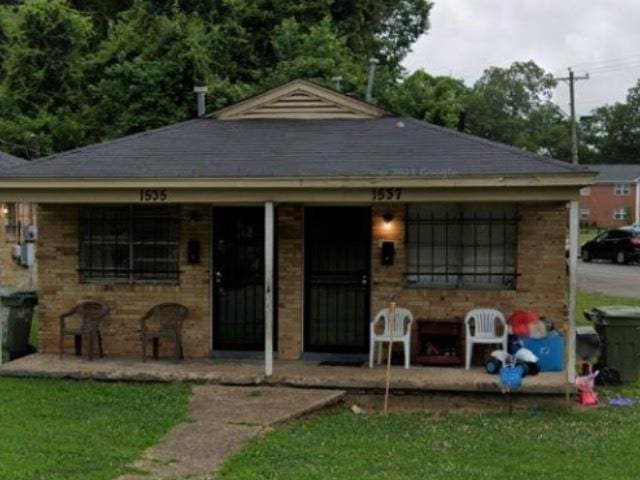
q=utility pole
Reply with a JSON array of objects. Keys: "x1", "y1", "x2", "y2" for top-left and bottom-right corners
[{"x1": 556, "y1": 68, "x2": 589, "y2": 164}]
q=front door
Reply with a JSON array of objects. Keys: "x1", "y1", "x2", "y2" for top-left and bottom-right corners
[
  {"x1": 212, "y1": 207, "x2": 270, "y2": 351},
  {"x1": 304, "y1": 207, "x2": 371, "y2": 353}
]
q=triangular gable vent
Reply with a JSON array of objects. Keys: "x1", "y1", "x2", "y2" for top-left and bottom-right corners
[{"x1": 215, "y1": 79, "x2": 388, "y2": 120}]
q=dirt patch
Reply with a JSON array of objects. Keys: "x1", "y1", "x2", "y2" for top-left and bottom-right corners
[{"x1": 346, "y1": 392, "x2": 571, "y2": 415}]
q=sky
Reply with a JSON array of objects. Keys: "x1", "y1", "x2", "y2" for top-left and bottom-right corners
[{"x1": 403, "y1": 0, "x2": 640, "y2": 116}]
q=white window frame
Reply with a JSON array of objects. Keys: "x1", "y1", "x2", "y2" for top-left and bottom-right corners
[
  {"x1": 580, "y1": 208, "x2": 590, "y2": 220},
  {"x1": 613, "y1": 208, "x2": 628, "y2": 221},
  {"x1": 614, "y1": 183, "x2": 630, "y2": 196}
]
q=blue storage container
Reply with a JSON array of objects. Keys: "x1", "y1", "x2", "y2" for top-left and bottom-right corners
[{"x1": 520, "y1": 335, "x2": 564, "y2": 372}]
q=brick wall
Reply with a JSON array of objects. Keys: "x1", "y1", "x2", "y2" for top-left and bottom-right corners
[
  {"x1": 0, "y1": 203, "x2": 37, "y2": 290},
  {"x1": 580, "y1": 183, "x2": 638, "y2": 228},
  {"x1": 37, "y1": 202, "x2": 567, "y2": 360},
  {"x1": 370, "y1": 203, "x2": 568, "y2": 330},
  {"x1": 38, "y1": 204, "x2": 211, "y2": 358},
  {"x1": 277, "y1": 205, "x2": 303, "y2": 359}
]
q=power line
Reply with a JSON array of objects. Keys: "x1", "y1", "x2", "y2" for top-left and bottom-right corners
[
  {"x1": 587, "y1": 64, "x2": 640, "y2": 75},
  {"x1": 566, "y1": 52, "x2": 640, "y2": 69},
  {"x1": 551, "y1": 53, "x2": 640, "y2": 76}
]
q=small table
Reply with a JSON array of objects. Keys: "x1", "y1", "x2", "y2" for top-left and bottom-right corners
[{"x1": 413, "y1": 318, "x2": 464, "y2": 366}]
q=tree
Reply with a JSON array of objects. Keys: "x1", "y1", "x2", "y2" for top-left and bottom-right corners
[
  {"x1": 465, "y1": 61, "x2": 571, "y2": 159},
  {"x1": 0, "y1": 0, "x2": 92, "y2": 157},
  {"x1": 581, "y1": 80, "x2": 640, "y2": 164},
  {"x1": 1, "y1": 0, "x2": 435, "y2": 155},
  {"x1": 386, "y1": 70, "x2": 469, "y2": 127},
  {"x1": 264, "y1": 17, "x2": 365, "y2": 91},
  {"x1": 331, "y1": 0, "x2": 432, "y2": 72},
  {"x1": 3, "y1": 0, "x2": 92, "y2": 112},
  {"x1": 85, "y1": 1, "x2": 246, "y2": 140}
]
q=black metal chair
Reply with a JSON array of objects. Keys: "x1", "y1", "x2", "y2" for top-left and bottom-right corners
[
  {"x1": 139, "y1": 303, "x2": 189, "y2": 362},
  {"x1": 59, "y1": 301, "x2": 110, "y2": 360}
]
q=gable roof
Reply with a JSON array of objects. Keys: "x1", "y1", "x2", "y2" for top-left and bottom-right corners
[
  {"x1": 2, "y1": 116, "x2": 589, "y2": 181},
  {"x1": 214, "y1": 79, "x2": 389, "y2": 120},
  {"x1": 0, "y1": 150, "x2": 25, "y2": 172},
  {"x1": 589, "y1": 164, "x2": 640, "y2": 183}
]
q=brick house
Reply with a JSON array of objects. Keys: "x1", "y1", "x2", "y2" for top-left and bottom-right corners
[
  {"x1": 0, "y1": 151, "x2": 36, "y2": 291},
  {"x1": 579, "y1": 164, "x2": 640, "y2": 228},
  {"x1": 0, "y1": 80, "x2": 593, "y2": 375}
]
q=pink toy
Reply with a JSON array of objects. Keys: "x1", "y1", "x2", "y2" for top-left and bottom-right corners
[{"x1": 575, "y1": 361, "x2": 599, "y2": 406}]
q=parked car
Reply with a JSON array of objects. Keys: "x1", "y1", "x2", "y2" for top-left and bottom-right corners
[{"x1": 581, "y1": 227, "x2": 640, "y2": 264}]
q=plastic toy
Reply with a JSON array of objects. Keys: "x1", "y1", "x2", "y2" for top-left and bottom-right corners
[
  {"x1": 499, "y1": 361, "x2": 525, "y2": 415},
  {"x1": 575, "y1": 361, "x2": 599, "y2": 406},
  {"x1": 485, "y1": 348, "x2": 540, "y2": 376},
  {"x1": 499, "y1": 363, "x2": 525, "y2": 390},
  {"x1": 513, "y1": 348, "x2": 541, "y2": 376}
]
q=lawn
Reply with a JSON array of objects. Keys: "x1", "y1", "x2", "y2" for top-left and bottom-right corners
[
  {"x1": 580, "y1": 227, "x2": 601, "y2": 246},
  {"x1": 576, "y1": 290, "x2": 640, "y2": 325},
  {"x1": 0, "y1": 378, "x2": 190, "y2": 480},
  {"x1": 220, "y1": 384, "x2": 640, "y2": 480}
]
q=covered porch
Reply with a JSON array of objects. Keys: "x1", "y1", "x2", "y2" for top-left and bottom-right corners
[
  {"x1": 0, "y1": 353, "x2": 569, "y2": 395},
  {"x1": 28, "y1": 198, "x2": 579, "y2": 376}
]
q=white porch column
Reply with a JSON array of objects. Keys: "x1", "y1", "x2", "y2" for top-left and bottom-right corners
[
  {"x1": 635, "y1": 178, "x2": 640, "y2": 224},
  {"x1": 264, "y1": 201, "x2": 275, "y2": 376},
  {"x1": 567, "y1": 200, "x2": 579, "y2": 384}
]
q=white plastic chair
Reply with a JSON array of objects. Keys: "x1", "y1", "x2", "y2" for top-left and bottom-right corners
[
  {"x1": 369, "y1": 307, "x2": 414, "y2": 369},
  {"x1": 464, "y1": 309, "x2": 508, "y2": 369}
]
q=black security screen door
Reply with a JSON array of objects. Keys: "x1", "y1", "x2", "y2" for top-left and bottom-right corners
[
  {"x1": 212, "y1": 207, "x2": 271, "y2": 351},
  {"x1": 304, "y1": 207, "x2": 371, "y2": 353}
]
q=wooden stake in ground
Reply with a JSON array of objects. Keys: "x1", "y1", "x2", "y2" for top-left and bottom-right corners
[{"x1": 383, "y1": 301, "x2": 397, "y2": 416}]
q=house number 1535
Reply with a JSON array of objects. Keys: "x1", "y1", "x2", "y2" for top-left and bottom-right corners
[
  {"x1": 139, "y1": 189, "x2": 168, "y2": 202},
  {"x1": 372, "y1": 188, "x2": 402, "y2": 201}
]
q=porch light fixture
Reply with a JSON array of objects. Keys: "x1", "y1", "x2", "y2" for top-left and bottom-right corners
[{"x1": 382, "y1": 212, "x2": 394, "y2": 225}]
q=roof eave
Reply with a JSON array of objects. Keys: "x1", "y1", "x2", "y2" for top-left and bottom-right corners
[{"x1": 0, "y1": 171, "x2": 596, "y2": 189}]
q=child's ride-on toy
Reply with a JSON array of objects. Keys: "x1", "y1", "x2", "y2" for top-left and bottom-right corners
[{"x1": 485, "y1": 348, "x2": 540, "y2": 376}]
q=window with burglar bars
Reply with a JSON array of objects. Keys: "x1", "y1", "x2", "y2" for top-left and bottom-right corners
[
  {"x1": 79, "y1": 205, "x2": 180, "y2": 282},
  {"x1": 406, "y1": 204, "x2": 518, "y2": 289},
  {"x1": 4, "y1": 203, "x2": 20, "y2": 240}
]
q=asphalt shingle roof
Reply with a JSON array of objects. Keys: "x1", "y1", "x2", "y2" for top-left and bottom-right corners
[
  {"x1": 2, "y1": 117, "x2": 588, "y2": 179},
  {"x1": 589, "y1": 164, "x2": 640, "y2": 183},
  {"x1": 0, "y1": 150, "x2": 25, "y2": 172}
]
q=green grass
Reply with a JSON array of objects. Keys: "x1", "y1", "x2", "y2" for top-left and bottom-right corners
[
  {"x1": 220, "y1": 384, "x2": 640, "y2": 480},
  {"x1": 580, "y1": 227, "x2": 602, "y2": 246},
  {"x1": 577, "y1": 290, "x2": 640, "y2": 325},
  {"x1": 0, "y1": 378, "x2": 190, "y2": 480}
]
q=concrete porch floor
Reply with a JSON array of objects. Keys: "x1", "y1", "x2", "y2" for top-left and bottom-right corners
[{"x1": 0, "y1": 353, "x2": 570, "y2": 395}]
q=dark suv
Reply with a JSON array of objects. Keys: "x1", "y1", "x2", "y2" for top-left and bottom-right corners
[{"x1": 581, "y1": 228, "x2": 640, "y2": 264}]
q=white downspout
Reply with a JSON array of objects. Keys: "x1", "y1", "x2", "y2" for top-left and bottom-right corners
[
  {"x1": 567, "y1": 200, "x2": 579, "y2": 384},
  {"x1": 264, "y1": 201, "x2": 275, "y2": 377}
]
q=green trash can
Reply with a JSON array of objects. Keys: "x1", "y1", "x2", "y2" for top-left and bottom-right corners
[
  {"x1": 1, "y1": 291, "x2": 38, "y2": 361},
  {"x1": 584, "y1": 306, "x2": 640, "y2": 382}
]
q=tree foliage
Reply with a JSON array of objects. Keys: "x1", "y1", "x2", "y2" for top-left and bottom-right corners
[
  {"x1": 580, "y1": 80, "x2": 640, "y2": 163},
  {"x1": 0, "y1": 0, "x2": 635, "y2": 166},
  {"x1": 464, "y1": 61, "x2": 569, "y2": 156},
  {"x1": 386, "y1": 69, "x2": 469, "y2": 127},
  {"x1": 0, "y1": 0, "x2": 433, "y2": 157}
]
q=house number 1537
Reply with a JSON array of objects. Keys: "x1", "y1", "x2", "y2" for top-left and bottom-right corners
[
  {"x1": 139, "y1": 189, "x2": 168, "y2": 202},
  {"x1": 372, "y1": 188, "x2": 402, "y2": 201}
]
